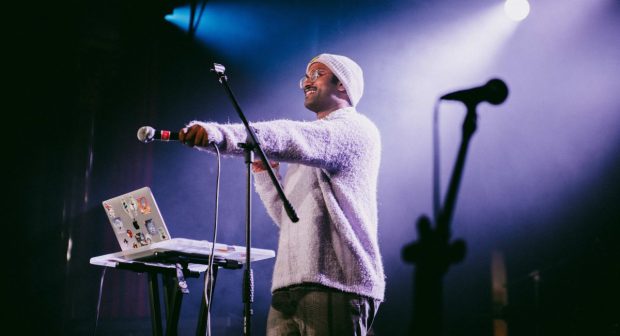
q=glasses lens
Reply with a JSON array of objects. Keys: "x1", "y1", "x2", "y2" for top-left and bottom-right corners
[
  {"x1": 299, "y1": 70, "x2": 322, "y2": 89},
  {"x1": 314, "y1": 70, "x2": 321, "y2": 81}
]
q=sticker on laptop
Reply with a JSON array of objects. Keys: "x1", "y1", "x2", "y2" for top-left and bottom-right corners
[
  {"x1": 145, "y1": 219, "x2": 157, "y2": 235},
  {"x1": 158, "y1": 228, "x2": 167, "y2": 240},
  {"x1": 122, "y1": 197, "x2": 139, "y2": 219},
  {"x1": 113, "y1": 217, "x2": 124, "y2": 232},
  {"x1": 137, "y1": 196, "x2": 151, "y2": 215},
  {"x1": 103, "y1": 202, "x2": 115, "y2": 217}
]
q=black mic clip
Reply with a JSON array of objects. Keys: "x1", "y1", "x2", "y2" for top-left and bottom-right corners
[{"x1": 211, "y1": 63, "x2": 227, "y2": 83}]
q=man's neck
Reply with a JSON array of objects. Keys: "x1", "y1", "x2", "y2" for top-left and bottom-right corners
[{"x1": 316, "y1": 102, "x2": 350, "y2": 119}]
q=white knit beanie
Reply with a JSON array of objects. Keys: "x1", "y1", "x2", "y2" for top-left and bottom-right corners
[{"x1": 307, "y1": 53, "x2": 364, "y2": 107}]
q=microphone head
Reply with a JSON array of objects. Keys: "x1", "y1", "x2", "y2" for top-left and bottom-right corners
[
  {"x1": 484, "y1": 78, "x2": 509, "y2": 105},
  {"x1": 137, "y1": 126, "x2": 155, "y2": 143}
]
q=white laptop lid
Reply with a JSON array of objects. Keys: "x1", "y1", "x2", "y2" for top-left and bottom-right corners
[{"x1": 102, "y1": 186, "x2": 171, "y2": 251}]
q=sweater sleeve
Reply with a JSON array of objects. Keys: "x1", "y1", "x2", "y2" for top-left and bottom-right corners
[
  {"x1": 187, "y1": 110, "x2": 367, "y2": 173},
  {"x1": 252, "y1": 170, "x2": 284, "y2": 226}
]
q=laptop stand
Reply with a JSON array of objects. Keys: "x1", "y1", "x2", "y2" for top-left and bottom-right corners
[{"x1": 91, "y1": 246, "x2": 268, "y2": 336}]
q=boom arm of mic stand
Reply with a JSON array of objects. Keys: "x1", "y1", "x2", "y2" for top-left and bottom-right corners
[
  {"x1": 436, "y1": 103, "x2": 477, "y2": 235},
  {"x1": 211, "y1": 63, "x2": 299, "y2": 223}
]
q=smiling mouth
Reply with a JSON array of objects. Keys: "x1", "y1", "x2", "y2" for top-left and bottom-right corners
[{"x1": 304, "y1": 86, "x2": 317, "y2": 97}]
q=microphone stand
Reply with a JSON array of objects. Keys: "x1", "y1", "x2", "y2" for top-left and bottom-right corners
[
  {"x1": 402, "y1": 102, "x2": 480, "y2": 335},
  {"x1": 210, "y1": 63, "x2": 299, "y2": 336}
]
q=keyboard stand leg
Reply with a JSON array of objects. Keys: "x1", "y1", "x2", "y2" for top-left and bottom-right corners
[{"x1": 148, "y1": 272, "x2": 163, "y2": 336}]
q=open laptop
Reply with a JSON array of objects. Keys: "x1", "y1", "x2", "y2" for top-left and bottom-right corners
[
  {"x1": 102, "y1": 186, "x2": 171, "y2": 252},
  {"x1": 98, "y1": 186, "x2": 276, "y2": 264}
]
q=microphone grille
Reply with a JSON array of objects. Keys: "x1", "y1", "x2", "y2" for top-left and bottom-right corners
[
  {"x1": 485, "y1": 78, "x2": 509, "y2": 105},
  {"x1": 137, "y1": 126, "x2": 155, "y2": 143}
]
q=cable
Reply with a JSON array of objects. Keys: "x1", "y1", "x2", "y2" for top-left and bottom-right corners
[
  {"x1": 432, "y1": 99, "x2": 441, "y2": 223},
  {"x1": 94, "y1": 267, "x2": 107, "y2": 336},
  {"x1": 204, "y1": 143, "x2": 221, "y2": 336}
]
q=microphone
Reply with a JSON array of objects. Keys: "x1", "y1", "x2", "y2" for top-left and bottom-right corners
[
  {"x1": 440, "y1": 78, "x2": 508, "y2": 106},
  {"x1": 137, "y1": 126, "x2": 179, "y2": 143}
]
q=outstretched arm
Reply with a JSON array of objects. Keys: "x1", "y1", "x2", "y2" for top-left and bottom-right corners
[{"x1": 180, "y1": 112, "x2": 377, "y2": 174}]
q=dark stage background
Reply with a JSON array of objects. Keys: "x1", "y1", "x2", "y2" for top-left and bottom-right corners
[{"x1": 13, "y1": 0, "x2": 620, "y2": 335}]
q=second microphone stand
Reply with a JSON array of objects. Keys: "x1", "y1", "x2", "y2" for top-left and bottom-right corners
[
  {"x1": 211, "y1": 63, "x2": 299, "y2": 336},
  {"x1": 402, "y1": 102, "x2": 480, "y2": 335}
]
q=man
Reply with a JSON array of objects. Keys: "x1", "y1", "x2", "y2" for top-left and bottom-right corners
[{"x1": 180, "y1": 53, "x2": 385, "y2": 335}]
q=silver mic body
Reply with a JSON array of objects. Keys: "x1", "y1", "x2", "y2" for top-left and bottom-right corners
[{"x1": 137, "y1": 126, "x2": 179, "y2": 143}]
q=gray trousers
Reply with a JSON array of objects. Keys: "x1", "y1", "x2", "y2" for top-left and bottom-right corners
[{"x1": 266, "y1": 284, "x2": 380, "y2": 336}]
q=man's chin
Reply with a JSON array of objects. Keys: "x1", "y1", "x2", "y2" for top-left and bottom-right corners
[{"x1": 304, "y1": 101, "x2": 319, "y2": 113}]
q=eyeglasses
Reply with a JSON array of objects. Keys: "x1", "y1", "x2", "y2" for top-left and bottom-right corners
[{"x1": 299, "y1": 69, "x2": 326, "y2": 89}]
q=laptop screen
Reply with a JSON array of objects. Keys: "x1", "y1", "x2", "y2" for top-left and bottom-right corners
[{"x1": 102, "y1": 186, "x2": 171, "y2": 251}]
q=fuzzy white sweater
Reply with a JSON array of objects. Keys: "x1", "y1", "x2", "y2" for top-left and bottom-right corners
[{"x1": 189, "y1": 107, "x2": 385, "y2": 301}]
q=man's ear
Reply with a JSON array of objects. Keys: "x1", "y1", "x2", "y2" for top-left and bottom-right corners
[{"x1": 337, "y1": 82, "x2": 346, "y2": 92}]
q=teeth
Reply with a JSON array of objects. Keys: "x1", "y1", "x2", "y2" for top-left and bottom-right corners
[{"x1": 304, "y1": 87, "x2": 317, "y2": 96}]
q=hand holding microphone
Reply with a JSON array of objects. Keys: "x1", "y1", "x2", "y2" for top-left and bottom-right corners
[
  {"x1": 179, "y1": 125, "x2": 211, "y2": 147},
  {"x1": 137, "y1": 125, "x2": 210, "y2": 147}
]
